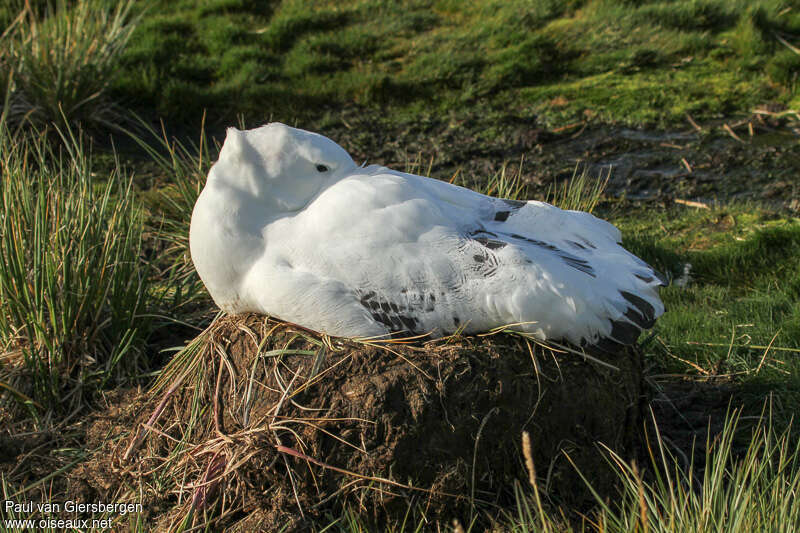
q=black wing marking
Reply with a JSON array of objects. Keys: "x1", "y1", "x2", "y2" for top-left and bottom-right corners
[
  {"x1": 471, "y1": 228, "x2": 597, "y2": 277},
  {"x1": 464, "y1": 229, "x2": 504, "y2": 277},
  {"x1": 648, "y1": 267, "x2": 669, "y2": 286},
  {"x1": 582, "y1": 335, "x2": 625, "y2": 355},
  {"x1": 493, "y1": 199, "x2": 526, "y2": 222},
  {"x1": 473, "y1": 237, "x2": 507, "y2": 250},
  {"x1": 609, "y1": 319, "x2": 641, "y2": 345},
  {"x1": 357, "y1": 289, "x2": 435, "y2": 336},
  {"x1": 624, "y1": 307, "x2": 653, "y2": 329},
  {"x1": 619, "y1": 290, "x2": 656, "y2": 325},
  {"x1": 507, "y1": 233, "x2": 596, "y2": 278},
  {"x1": 582, "y1": 319, "x2": 641, "y2": 354},
  {"x1": 481, "y1": 199, "x2": 664, "y2": 352},
  {"x1": 584, "y1": 289, "x2": 661, "y2": 352},
  {"x1": 630, "y1": 255, "x2": 668, "y2": 285},
  {"x1": 470, "y1": 248, "x2": 500, "y2": 277}
]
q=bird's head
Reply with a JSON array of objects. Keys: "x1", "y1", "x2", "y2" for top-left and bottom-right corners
[{"x1": 208, "y1": 122, "x2": 357, "y2": 211}]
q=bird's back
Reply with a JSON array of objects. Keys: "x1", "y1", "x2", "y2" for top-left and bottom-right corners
[{"x1": 252, "y1": 166, "x2": 664, "y2": 349}]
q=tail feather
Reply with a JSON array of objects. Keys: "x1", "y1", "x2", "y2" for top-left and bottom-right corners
[{"x1": 484, "y1": 201, "x2": 666, "y2": 350}]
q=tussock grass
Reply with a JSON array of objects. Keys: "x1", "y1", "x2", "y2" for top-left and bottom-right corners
[
  {"x1": 128, "y1": 118, "x2": 215, "y2": 314},
  {"x1": 1, "y1": 0, "x2": 138, "y2": 129},
  {"x1": 481, "y1": 160, "x2": 528, "y2": 202},
  {"x1": 593, "y1": 411, "x2": 799, "y2": 532},
  {"x1": 444, "y1": 157, "x2": 528, "y2": 202},
  {"x1": 447, "y1": 154, "x2": 607, "y2": 214},
  {"x1": 0, "y1": 119, "x2": 151, "y2": 414},
  {"x1": 545, "y1": 167, "x2": 609, "y2": 214}
]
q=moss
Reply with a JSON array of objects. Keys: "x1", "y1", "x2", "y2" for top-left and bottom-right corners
[{"x1": 768, "y1": 50, "x2": 800, "y2": 88}]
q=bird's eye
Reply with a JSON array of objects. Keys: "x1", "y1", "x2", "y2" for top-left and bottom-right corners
[{"x1": 316, "y1": 164, "x2": 329, "y2": 172}]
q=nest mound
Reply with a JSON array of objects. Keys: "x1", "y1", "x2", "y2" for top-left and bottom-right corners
[{"x1": 71, "y1": 314, "x2": 644, "y2": 530}]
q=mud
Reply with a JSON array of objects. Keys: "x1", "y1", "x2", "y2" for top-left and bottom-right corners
[
  {"x1": 67, "y1": 315, "x2": 645, "y2": 530},
  {"x1": 319, "y1": 107, "x2": 800, "y2": 209}
]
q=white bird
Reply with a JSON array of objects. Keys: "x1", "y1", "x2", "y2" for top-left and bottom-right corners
[{"x1": 190, "y1": 123, "x2": 665, "y2": 351}]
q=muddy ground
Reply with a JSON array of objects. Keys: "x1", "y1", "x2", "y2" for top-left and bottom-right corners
[{"x1": 317, "y1": 106, "x2": 800, "y2": 209}]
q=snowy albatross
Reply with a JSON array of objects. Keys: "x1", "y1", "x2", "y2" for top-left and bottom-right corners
[{"x1": 190, "y1": 123, "x2": 665, "y2": 351}]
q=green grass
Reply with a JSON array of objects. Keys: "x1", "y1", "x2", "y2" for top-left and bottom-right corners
[
  {"x1": 3, "y1": 0, "x2": 798, "y2": 130},
  {"x1": 613, "y1": 205, "x2": 800, "y2": 396},
  {"x1": 128, "y1": 118, "x2": 215, "y2": 315},
  {"x1": 505, "y1": 407, "x2": 800, "y2": 532},
  {"x1": 1, "y1": 0, "x2": 798, "y2": 130},
  {"x1": 0, "y1": 119, "x2": 152, "y2": 414},
  {"x1": 96, "y1": 0, "x2": 800, "y2": 130}
]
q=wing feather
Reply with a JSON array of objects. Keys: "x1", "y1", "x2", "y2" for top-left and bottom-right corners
[{"x1": 279, "y1": 170, "x2": 664, "y2": 348}]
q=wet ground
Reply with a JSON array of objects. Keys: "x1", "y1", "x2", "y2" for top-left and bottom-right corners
[{"x1": 321, "y1": 107, "x2": 800, "y2": 210}]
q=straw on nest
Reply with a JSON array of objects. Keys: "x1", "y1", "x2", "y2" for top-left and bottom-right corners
[{"x1": 70, "y1": 314, "x2": 644, "y2": 530}]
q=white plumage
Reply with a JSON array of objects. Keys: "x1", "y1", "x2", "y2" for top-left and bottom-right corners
[{"x1": 190, "y1": 122, "x2": 665, "y2": 351}]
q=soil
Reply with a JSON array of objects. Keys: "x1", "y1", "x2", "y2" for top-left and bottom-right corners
[
  {"x1": 124, "y1": 105, "x2": 800, "y2": 213},
  {"x1": 317, "y1": 106, "x2": 800, "y2": 210},
  {"x1": 66, "y1": 315, "x2": 646, "y2": 530}
]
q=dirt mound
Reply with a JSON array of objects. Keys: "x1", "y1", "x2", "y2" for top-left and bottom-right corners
[{"x1": 70, "y1": 314, "x2": 644, "y2": 530}]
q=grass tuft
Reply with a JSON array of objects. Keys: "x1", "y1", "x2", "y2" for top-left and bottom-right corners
[
  {"x1": 0, "y1": 119, "x2": 151, "y2": 413},
  {"x1": 1, "y1": 0, "x2": 138, "y2": 129},
  {"x1": 583, "y1": 408, "x2": 800, "y2": 532},
  {"x1": 489, "y1": 406, "x2": 800, "y2": 532},
  {"x1": 545, "y1": 166, "x2": 609, "y2": 214}
]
